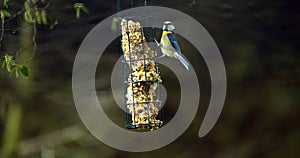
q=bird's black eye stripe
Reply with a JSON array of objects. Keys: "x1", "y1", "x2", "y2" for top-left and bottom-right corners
[
  {"x1": 164, "y1": 23, "x2": 172, "y2": 28},
  {"x1": 163, "y1": 22, "x2": 174, "y2": 31}
]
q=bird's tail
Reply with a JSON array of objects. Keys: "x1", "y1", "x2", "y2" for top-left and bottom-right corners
[{"x1": 174, "y1": 52, "x2": 190, "y2": 70}]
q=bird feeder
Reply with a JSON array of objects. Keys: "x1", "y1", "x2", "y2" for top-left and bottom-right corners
[{"x1": 117, "y1": 0, "x2": 164, "y2": 130}]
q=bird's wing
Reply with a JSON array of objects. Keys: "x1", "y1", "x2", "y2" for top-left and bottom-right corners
[{"x1": 167, "y1": 33, "x2": 181, "y2": 53}]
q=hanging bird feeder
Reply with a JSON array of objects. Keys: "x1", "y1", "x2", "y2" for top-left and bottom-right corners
[{"x1": 117, "y1": 0, "x2": 164, "y2": 130}]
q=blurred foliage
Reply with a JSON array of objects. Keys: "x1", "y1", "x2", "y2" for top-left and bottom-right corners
[
  {"x1": 0, "y1": 0, "x2": 88, "y2": 78},
  {"x1": 2, "y1": 54, "x2": 29, "y2": 77},
  {"x1": 0, "y1": 103, "x2": 22, "y2": 158},
  {"x1": 73, "y1": 3, "x2": 89, "y2": 19},
  {"x1": 0, "y1": 0, "x2": 299, "y2": 158}
]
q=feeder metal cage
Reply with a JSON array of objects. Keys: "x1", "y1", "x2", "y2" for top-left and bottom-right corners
[{"x1": 117, "y1": 0, "x2": 164, "y2": 130}]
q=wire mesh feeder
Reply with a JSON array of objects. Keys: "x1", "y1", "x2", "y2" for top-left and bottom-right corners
[{"x1": 117, "y1": 0, "x2": 164, "y2": 130}]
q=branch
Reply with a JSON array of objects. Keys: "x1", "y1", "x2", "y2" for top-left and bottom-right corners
[
  {"x1": 22, "y1": 1, "x2": 54, "y2": 65},
  {"x1": 19, "y1": 125, "x2": 87, "y2": 156},
  {"x1": 5, "y1": 0, "x2": 41, "y2": 23},
  {"x1": 23, "y1": 21, "x2": 37, "y2": 64},
  {"x1": 0, "y1": 23, "x2": 32, "y2": 33}
]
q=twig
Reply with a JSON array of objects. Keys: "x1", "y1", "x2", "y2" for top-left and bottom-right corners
[
  {"x1": 16, "y1": 43, "x2": 33, "y2": 53},
  {"x1": 22, "y1": 0, "x2": 39, "y2": 65},
  {"x1": 0, "y1": 17, "x2": 5, "y2": 48},
  {"x1": 0, "y1": 51, "x2": 19, "y2": 57},
  {"x1": 23, "y1": 21, "x2": 37, "y2": 65},
  {"x1": 12, "y1": 23, "x2": 32, "y2": 33},
  {"x1": 44, "y1": 0, "x2": 52, "y2": 9}
]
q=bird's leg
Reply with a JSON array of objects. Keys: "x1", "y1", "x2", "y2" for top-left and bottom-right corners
[
  {"x1": 153, "y1": 38, "x2": 161, "y2": 47},
  {"x1": 157, "y1": 53, "x2": 166, "y2": 59},
  {"x1": 153, "y1": 38, "x2": 164, "y2": 58}
]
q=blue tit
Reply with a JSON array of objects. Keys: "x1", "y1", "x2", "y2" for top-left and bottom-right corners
[{"x1": 154, "y1": 21, "x2": 190, "y2": 70}]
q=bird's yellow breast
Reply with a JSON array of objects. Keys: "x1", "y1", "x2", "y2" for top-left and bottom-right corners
[
  {"x1": 161, "y1": 31, "x2": 172, "y2": 46},
  {"x1": 160, "y1": 31, "x2": 176, "y2": 57}
]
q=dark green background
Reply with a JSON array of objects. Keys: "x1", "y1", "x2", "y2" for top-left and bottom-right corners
[{"x1": 0, "y1": 0, "x2": 299, "y2": 157}]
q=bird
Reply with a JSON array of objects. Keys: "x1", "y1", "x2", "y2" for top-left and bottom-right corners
[{"x1": 154, "y1": 21, "x2": 190, "y2": 70}]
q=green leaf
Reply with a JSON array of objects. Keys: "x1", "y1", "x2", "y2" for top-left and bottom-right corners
[
  {"x1": 76, "y1": 8, "x2": 80, "y2": 19},
  {"x1": 74, "y1": 3, "x2": 89, "y2": 19},
  {"x1": 0, "y1": 11, "x2": 4, "y2": 19},
  {"x1": 9, "y1": 66, "x2": 17, "y2": 78},
  {"x1": 35, "y1": 7, "x2": 42, "y2": 24},
  {"x1": 24, "y1": 2, "x2": 31, "y2": 11},
  {"x1": 41, "y1": 10, "x2": 48, "y2": 25},
  {"x1": 111, "y1": 17, "x2": 118, "y2": 32},
  {"x1": 2, "y1": 10, "x2": 11, "y2": 17},
  {"x1": 4, "y1": 54, "x2": 15, "y2": 64},
  {"x1": 24, "y1": 2, "x2": 33, "y2": 23},
  {"x1": 0, "y1": 10, "x2": 10, "y2": 24},
  {"x1": 192, "y1": 0, "x2": 196, "y2": 5},
  {"x1": 74, "y1": 3, "x2": 84, "y2": 9},
  {"x1": 1, "y1": 60, "x2": 6, "y2": 69},
  {"x1": 6, "y1": 64, "x2": 12, "y2": 72},
  {"x1": 15, "y1": 68, "x2": 19, "y2": 78},
  {"x1": 24, "y1": 12, "x2": 29, "y2": 23},
  {"x1": 19, "y1": 65, "x2": 29, "y2": 77},
  {"x1": 4, "y1": 0, "x2": 9, "y2": 8},
  {"x1": 80, "y1": 6, "x2": 89, "y2": 14}
]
